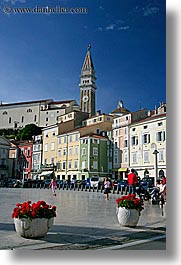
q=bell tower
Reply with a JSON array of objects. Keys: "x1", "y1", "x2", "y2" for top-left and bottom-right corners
[{"x1": 79, "y1": 44, "x2": 96, "y2": 117}]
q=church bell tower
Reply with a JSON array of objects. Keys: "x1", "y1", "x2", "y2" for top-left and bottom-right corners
[{"x1": 79, "y1": 44, "x2": 96, "y2": 117}]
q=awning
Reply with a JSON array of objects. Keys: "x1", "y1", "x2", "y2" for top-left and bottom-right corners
[
  {"x1": 39, "y1": 171, "x2": 53, "y2": 177},
  {"x1": 118, "y1": 168, "x2": 128, "y2": 172}
]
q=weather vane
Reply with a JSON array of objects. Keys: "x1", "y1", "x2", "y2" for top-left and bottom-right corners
[{"x1": 87, "y1": 44, "x2": 91, "y2": 51}]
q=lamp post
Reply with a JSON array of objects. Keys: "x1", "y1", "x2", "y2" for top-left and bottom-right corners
[{"x1": 153, "y1": 149, "x2": 159, "y2": 185}]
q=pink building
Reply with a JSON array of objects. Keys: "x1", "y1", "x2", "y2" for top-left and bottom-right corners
[{"x1": 18, "y1": 141, "x2": 33, "y2": 180}]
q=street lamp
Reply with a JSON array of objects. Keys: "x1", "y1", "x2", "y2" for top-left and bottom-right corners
[{"x1": 153, "y1": 149, "x2": 159, "y2": 185}]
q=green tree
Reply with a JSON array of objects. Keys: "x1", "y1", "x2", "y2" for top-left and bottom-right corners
[{"x1": 17, "y1": 124, "x2": 42, "y2": 140}]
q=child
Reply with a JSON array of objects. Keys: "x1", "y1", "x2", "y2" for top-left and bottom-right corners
[{"x1": 49, "y1": 178, "x2": 57, "y2": 196}]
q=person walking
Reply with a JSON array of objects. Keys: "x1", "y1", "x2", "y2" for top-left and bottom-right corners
[
  {"x1": 49, "y1": 178, "x2": 57, "y2": 196},
  {"x1": 104, "y1": 177, "x2": 111, "y2": 200},
  {"x1": 128, "y1": 169, "x2": 138, "y2": 195}
]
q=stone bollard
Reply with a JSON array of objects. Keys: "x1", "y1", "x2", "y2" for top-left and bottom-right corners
[
  {"x1": 120, "y1": 186, "x2": 123, "y2": 195},
  {"x1": 117, "y1": 185, "x2": 119, "y2": 194},
  {"x1": 125, "y1": 186, "x2": 128, "y2": 195}
]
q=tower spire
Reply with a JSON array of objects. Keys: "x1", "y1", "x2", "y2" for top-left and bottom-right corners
[
  {"x1": 79, "y1": 45, "x2": 97, "y2": 117},
  {"x1": 81, "y1": 43, "x2": 94, "y2": 73}
]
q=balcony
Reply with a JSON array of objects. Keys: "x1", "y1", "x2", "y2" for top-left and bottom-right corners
[{"x1": 112, "y1": 120, "x2": 129, "y2": 129}]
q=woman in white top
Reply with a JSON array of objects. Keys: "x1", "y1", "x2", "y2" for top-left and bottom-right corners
[{"x1": 104, "y1": 178, "x2": 111, "y2": 200}]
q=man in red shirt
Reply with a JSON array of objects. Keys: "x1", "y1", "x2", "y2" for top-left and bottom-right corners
[{"x1": 128, "y1": 169, "x2": 138, "y2": 195}]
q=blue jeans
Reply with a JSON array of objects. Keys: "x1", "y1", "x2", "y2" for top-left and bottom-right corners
[{"x1": 128, "y1": 184, "x2": 136, "y2": 194}]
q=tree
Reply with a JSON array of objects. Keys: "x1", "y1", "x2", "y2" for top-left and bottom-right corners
[{"x1": 17, "y1": 124, "x2": 42, "y2": 140}]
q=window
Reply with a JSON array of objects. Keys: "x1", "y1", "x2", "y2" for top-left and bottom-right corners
[
  {"x1": 82, "y1": 161, "x2": 86, "y2": 169},
  {"x1": 74, "y1": 160, "x2": 78, "y2": 169},
  {"x1": 124, "y1": 140, "x2": 128, "y2": 147},
  {"x1": 2, "y1": 111, "x2": 8, "y2": 115},
  {"x1": 143, "y1": 151, "x2": 149, "y2": 162},
  {"x1": 143, "y1": 125, "x2": 147, "y2": 129},
  {"x1": 58, "y1": 137, "x2": 61, "y2": 144},
  {"x1": 93, "y1": 147, "x2": 98, "y2": 156},
  {"x1": 131, "y1": 136, "x2": 138, "y2": 146},
  {"x1": 52, "y1": 131, "x2": 55, "y2": 136},
  {"x1": 51, "y1": 158, "x2": 54, "y2": 165},
  {"x1": 45, "y1": 144, "x2": 48, "y2": 152},
  {"x1": 69, "y1": 147, "x2": 72, "y2": 155},
  {"x1": 21, "y1": 116, "x2": 24, "y2": 123},
  {"x1": 51, "y1": 142, "x2": 55, "y2": 151},
  {"x1": 114, "y1": 150, "x2": 118, "y2": 164},
  {"x1": 68, "y1": 161, "x2": 72, "y2": 169},
  {"x1": 58, "y1": 149, "x2": 61, "y2": 157},
  {"x1": 132, "y1": 128, "x2": 136, "y2": 131},
  {"x1": 20, "y1": 149, "x2": 24, "y2": 156},
  {"x1": 45, "y1": 132, "x2": 48, "y2": 138},
  {"x1": 93, "y1": 161, "x2": 98, "y2": 169},
  {"x1": 81, "y1": 139, "x2": 88, "y2": 144},
  {"x1": 64, "y1": 135, "x2": 66, "y2": 143},
  {"x1": 126, "y1": 116, "x2": 128, "y2": 121},
  {"x1": 69, "y1": 135, "x2": 72, "y2": 142},
  {"x1": 46, "y1": 117, "x2": 48, "y2": 122},
  {"x1": 62, "y1": 161, "x2": 66, "y2": 170},
  {"x1": 82, "y1": 148, "x2": 86, "y2": 156},
  {"x1": 44, "y1": 159, "x2": 47, "y2": 165},
  {"x1": 142, "y1": 134, "x2": 150, "y2": 144},
  {"x1": 156, "y1": 131, "x2": 166, "y2": 142},
  {"x1": 75, "y1": 134, "x2": 79, "y2": 142},
  {"x1": 27, "y1": 108, "x2": 32, "y2": 112},
  {"x1": 124, "y1": 150, "x2": 128, "y2": 163},
  {"x1": 9, "y1": 117, "x2": 11, "y2": 124},
  {"x1": 74, "y1": 146, "x2": 79, "y2": 155},
  {"x1": 132, "y1": 152, "x2": 137, "y2": 163},
  {"x1": 63, "y1": 148, "x2": 66, "y2": 156},
  {"x1": 27, "y1": 148, "x2": 30, "y2": 157},
  {"x1": 158, "y1": 122, "x2": 163, "y2": 126},
  {"x1": 158, "y1": 149, "x2": 164, "y2": 161},
  {"x1": 34, "y1": 115, "x2": 37, "y2": 122}
]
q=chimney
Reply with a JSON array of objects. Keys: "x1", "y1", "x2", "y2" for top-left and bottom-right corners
[{"x1": 96, "y1": 110, "x2": 101, "y2": 116}]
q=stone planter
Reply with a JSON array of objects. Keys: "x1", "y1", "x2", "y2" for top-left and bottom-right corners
[
  {"x1": 14, "y1": 217, "x2": 54, "y2": 238},
  {"x1": 116, "y1": 207, "x2": 140, "y2": 227}
]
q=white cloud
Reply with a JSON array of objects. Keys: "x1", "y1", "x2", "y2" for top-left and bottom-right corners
[
  {"x1": 143, "y1": 6, "x2": 160, "y2": 16},
  {"x1": 97, "y1": 27, "x2": 103, "y2": 31},
  {"x1": 118, "y1": 26, "x2": 130, "y2": 31},
  {"x1": 105, "y1": 24, "x2": 116, "y2": 31}
]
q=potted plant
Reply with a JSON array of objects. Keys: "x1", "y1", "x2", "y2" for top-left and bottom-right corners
[
  {"x1": 12, "y1": 200, "x2": 56, "y2": 238},
  {"x1": 116, "y1": 194, "x2": 144, "y2": 227}
]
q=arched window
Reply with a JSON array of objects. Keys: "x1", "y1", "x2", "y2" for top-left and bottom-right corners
[
  {"x1": 159, "y1": 170, "x2": 164, "y2": 177},
  {"x1": 2, "y1": 111, "x2": 8, "y2": 115},
  {"x1": 27, "y1": 108, "x2": 32, "y2": 112}
]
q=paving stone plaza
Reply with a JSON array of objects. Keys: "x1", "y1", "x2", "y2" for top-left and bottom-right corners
[{"x1": 0, "y1": 188, "x2": 166, "y2": 250}]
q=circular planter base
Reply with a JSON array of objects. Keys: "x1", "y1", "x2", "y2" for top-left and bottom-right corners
[
  {"x1": 14, "y1": 217, "x2": 54, "y2": 238},
  {"x1": 116, "y1": 207, "x2": 140, "y2": 227}
]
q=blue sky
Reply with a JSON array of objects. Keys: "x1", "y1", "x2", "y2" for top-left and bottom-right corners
[{"x1": 0, "y1": 0, "x2": 166, "y2": 114}]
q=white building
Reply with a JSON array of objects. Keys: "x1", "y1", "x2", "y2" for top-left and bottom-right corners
[
  {"x1": 129, "y1": 106, "x2": 166, "y2": 183},
  {"x1": 0, "y1": 99, "x2": 79, "y2": 130}
]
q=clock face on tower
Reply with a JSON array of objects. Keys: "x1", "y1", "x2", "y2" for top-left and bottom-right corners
[{"x1": 83, "y1": 95, "x2": 89, "y2": 102}]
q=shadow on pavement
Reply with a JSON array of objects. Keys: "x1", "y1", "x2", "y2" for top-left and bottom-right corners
[
  {"x1": 32, "y1": 224, "x2": 166, "y2": 250},
  {"x1": 0, "y1": 222, "x2": 15, "y2": 231}
]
